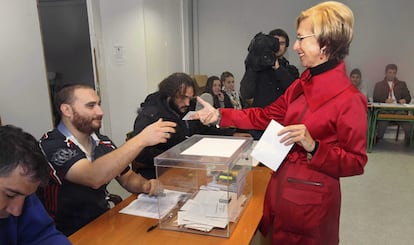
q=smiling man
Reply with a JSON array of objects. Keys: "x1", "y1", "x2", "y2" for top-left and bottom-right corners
[
  {"x1": 0, "y1": 125, "x2": 70, "y2": 245},
  {"x1": 37, "y1": 83, "x2": 176, "y2": 236}
]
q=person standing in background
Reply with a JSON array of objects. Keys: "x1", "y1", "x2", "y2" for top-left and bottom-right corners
[{"x1": 240, "y1": 29, "x2": 298, "y2": 139}]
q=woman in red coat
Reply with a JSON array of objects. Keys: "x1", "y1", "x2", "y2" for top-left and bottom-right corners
[{"x1": 195, "y1": 1, "x2": 367, "y2": 244}]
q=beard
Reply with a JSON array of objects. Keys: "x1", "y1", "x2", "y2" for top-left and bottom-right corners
[
  {"x1": 72, "y1": 110, "x2": 102, "y2": 135},
  {"x1": 169, "y1": 99, "x2": 189, "y2": 116}
]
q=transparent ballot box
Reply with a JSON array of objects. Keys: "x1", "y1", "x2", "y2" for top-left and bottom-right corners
[{"x1": 154, "y1": 134, "x2": 253, "y2": 238}]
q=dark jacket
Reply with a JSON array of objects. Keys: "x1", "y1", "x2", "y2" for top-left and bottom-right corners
[
  {"x1": 132, "y1": 92, "x2": 235, "y2": 179},
  {"x1": 373, "y1": 78, "x2": 411, "y2": 103},
  {"x1": 212, "y1": 91, "x2": 234, "y2": 109},
  {"x1": 0, "y1": 194, "x2": 70, "y2": 245},
  {"x1": 240, "y1": 56, "x2": 298, "y2": 108}
]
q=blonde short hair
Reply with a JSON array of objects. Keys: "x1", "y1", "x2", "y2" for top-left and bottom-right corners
[{"x1": 297, "y1": 1, "x2": 354, "y2": 61}]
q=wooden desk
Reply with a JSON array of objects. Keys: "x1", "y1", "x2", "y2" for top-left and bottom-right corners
[
  {"x1": 69, "y1": 166, "x2": 272, "y2": 245},
  {"x1": 367, "y1": 103, "x2": 414, "y2": 152}
]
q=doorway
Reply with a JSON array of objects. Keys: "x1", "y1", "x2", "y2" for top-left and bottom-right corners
[{"x1": 37, "y1": 0, "x2": 95, "y2": 126}]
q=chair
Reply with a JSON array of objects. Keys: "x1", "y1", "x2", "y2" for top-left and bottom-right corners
[
  {"x1": 107, "y1": 193, "x2": 122, "y2": 206},
  {"x1": 375, "y1": 113, "x2": 414, "y2": 145},
  {"x1": 191, "y1": 74, "x2": 208, "y2": 96}
]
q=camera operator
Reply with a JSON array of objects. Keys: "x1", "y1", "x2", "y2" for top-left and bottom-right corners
[{"x1": 240, "y1": 29, "x2": 298, "y2": 139}]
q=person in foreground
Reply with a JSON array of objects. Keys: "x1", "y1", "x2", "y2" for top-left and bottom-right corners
[
  {"x1": 38, "y1": 84, "x2": 176, "y2": 236},
  {"x1": 0, "y1": 125, "x2": 70, "y2": 245},
  {"x1": 194, "y1": 1, "x2": 367, "y2": 244}
]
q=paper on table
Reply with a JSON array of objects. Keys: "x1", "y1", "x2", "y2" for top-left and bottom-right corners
[
  {"x1": 119, "y1": 189, "x2": 186, "y2": 219},
  {"x1": 181, "y1": 138, "x2": 246, "y2": 158},
  {"x1": 250, "y1": 120, "x2": 293, "y2": 171}
]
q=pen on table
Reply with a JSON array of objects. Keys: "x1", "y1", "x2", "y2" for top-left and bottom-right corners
[{"x1": 147, "y1": 222, "x2": 158, "y2": 232}]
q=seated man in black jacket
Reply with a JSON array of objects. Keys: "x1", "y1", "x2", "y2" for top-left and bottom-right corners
[
  {"x1": 132, "y1": 73, "x2": 196, "y2": 179},
  {"x1": 132, "y1": 73, "x2": 238, "y2": 179}
]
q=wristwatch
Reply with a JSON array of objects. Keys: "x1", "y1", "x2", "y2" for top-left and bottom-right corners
[
  {"x1": 214, "y1": 109, "x2": 221, "y2": 128},
  {"x1": 307, "y1": 141, "x2": 319, "y2": 160}
]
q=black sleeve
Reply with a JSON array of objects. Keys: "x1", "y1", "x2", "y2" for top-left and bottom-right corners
[
  {"x1": 240, "y1": 68, "x2": 257, "y2": 100},
  {"x1": 132, "y1": 107, "x2": 164, "y2": 167},
  {"x1": 399, "y1": 81, "x2": 412, "y2": 103},
  {"x1": 274, "y1": 66, "x2": 297, "y2": 93},
  {"x1": 223, "y1": 92, "x2": 235, "y2": 108}
]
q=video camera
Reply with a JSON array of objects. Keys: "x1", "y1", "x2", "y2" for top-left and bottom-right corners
[{"x1": 245, "y1": 32, "x2": 280, "y2": 72}]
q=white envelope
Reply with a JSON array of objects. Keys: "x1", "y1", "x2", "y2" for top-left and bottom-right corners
[{"x1": 250, "y1": 120, "x2": 293, "y2": 171}]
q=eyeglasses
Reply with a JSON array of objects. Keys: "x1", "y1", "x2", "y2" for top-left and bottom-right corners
[{"x1": 296, "y1": 34, "x2": 316, "y2": 41}]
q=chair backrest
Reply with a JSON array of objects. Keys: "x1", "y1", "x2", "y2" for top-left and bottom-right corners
[{"x1": 191, "y1": 75, "x2": 208, "y2": 96}]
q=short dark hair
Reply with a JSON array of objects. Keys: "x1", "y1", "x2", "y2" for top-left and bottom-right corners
[
  {"x1": 54, "y1": 83, "x2": 94, "y2": 116},
  {"x1": 350, "y1": 68, "x2": 361, "y2": 77},
  {"x1": 268, "y1": 28, "x2": 290, "y2": 47},
  {"x1": 0, "y1": 125, "x2": 49, "y2": 185},
  {"x1": 220, "y1": 71, "x2": 234, "y2": 82},
  {"x1": 385, "y1": 64, "x2": 398, "y2": 72},
  {"x1": 158, "y1": 72, "x2": 195, "y2": 99},
  {"x1": 204, "y1": 76, "x2": 221, "y2": 94}
]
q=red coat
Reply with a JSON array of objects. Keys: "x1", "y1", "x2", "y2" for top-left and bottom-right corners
[{"x1": 220, "y1": 61, "x2": 367, "y2": 244}]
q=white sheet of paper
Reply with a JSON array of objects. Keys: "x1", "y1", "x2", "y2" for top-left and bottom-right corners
[
  {"x1": 119, "y1": 189, "x2": 185, "y2": 219},
  {"x1": 181, "y1": 138, "x2": 246, "y2": 158},
  {"x1": 182, "y1": 111, "x2": 197, "y2": 120},
  {"x1": 250, "y1": 120, "x2": 293, "y2": 171}
]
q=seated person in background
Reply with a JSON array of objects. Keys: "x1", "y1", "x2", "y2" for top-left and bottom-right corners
[
  {"x1": 204, "y1": 75, "x2": 234, "y2": 109},
  {"x1": 38, "y1": 84, "x2": 175, "y2": 236},
  {"x1": 220, "y1": 71, "x2": 243, "y2": 109},
  {"x1": 0, "y1": 125, "x2": 70, "y2": 244},
  {"x1": 373, "y1": 63, "x2": 412, "y2": 145},
  {"x1": 350, "y1": 68, "x2": 368, "y2": 98},
  {"x1": 199, "y1": 76, "x2": 251, "y2": 137}
]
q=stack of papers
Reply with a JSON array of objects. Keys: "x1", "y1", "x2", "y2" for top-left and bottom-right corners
[
  {"x1": 119, "y1": 189, "x2": 186, "y2": 219},
  {"x1": 177, "y1": 190, "x2": 246, "y2": 232}
]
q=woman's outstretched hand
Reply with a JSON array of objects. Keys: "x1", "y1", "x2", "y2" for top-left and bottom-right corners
[{"x1": 190, "y1": 96, "x2": 219, "y2": 125}]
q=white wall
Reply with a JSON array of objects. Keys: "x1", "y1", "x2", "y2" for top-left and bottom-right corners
[
  {"x1": 345, "y1": 0, "x2": 414, "y2": 98},
  {"x1": 195, "y1": 0, "x2": 318, "y2": 90},
  {"x1": 0, "y1": 1, "x2": 52, "y2": 138},
  {"x1": 196, "y1": 0, "x2": 414, "y2": 98},
  {"x1": 97, "y1": 0, "x2": 189, "y2": 145}
]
